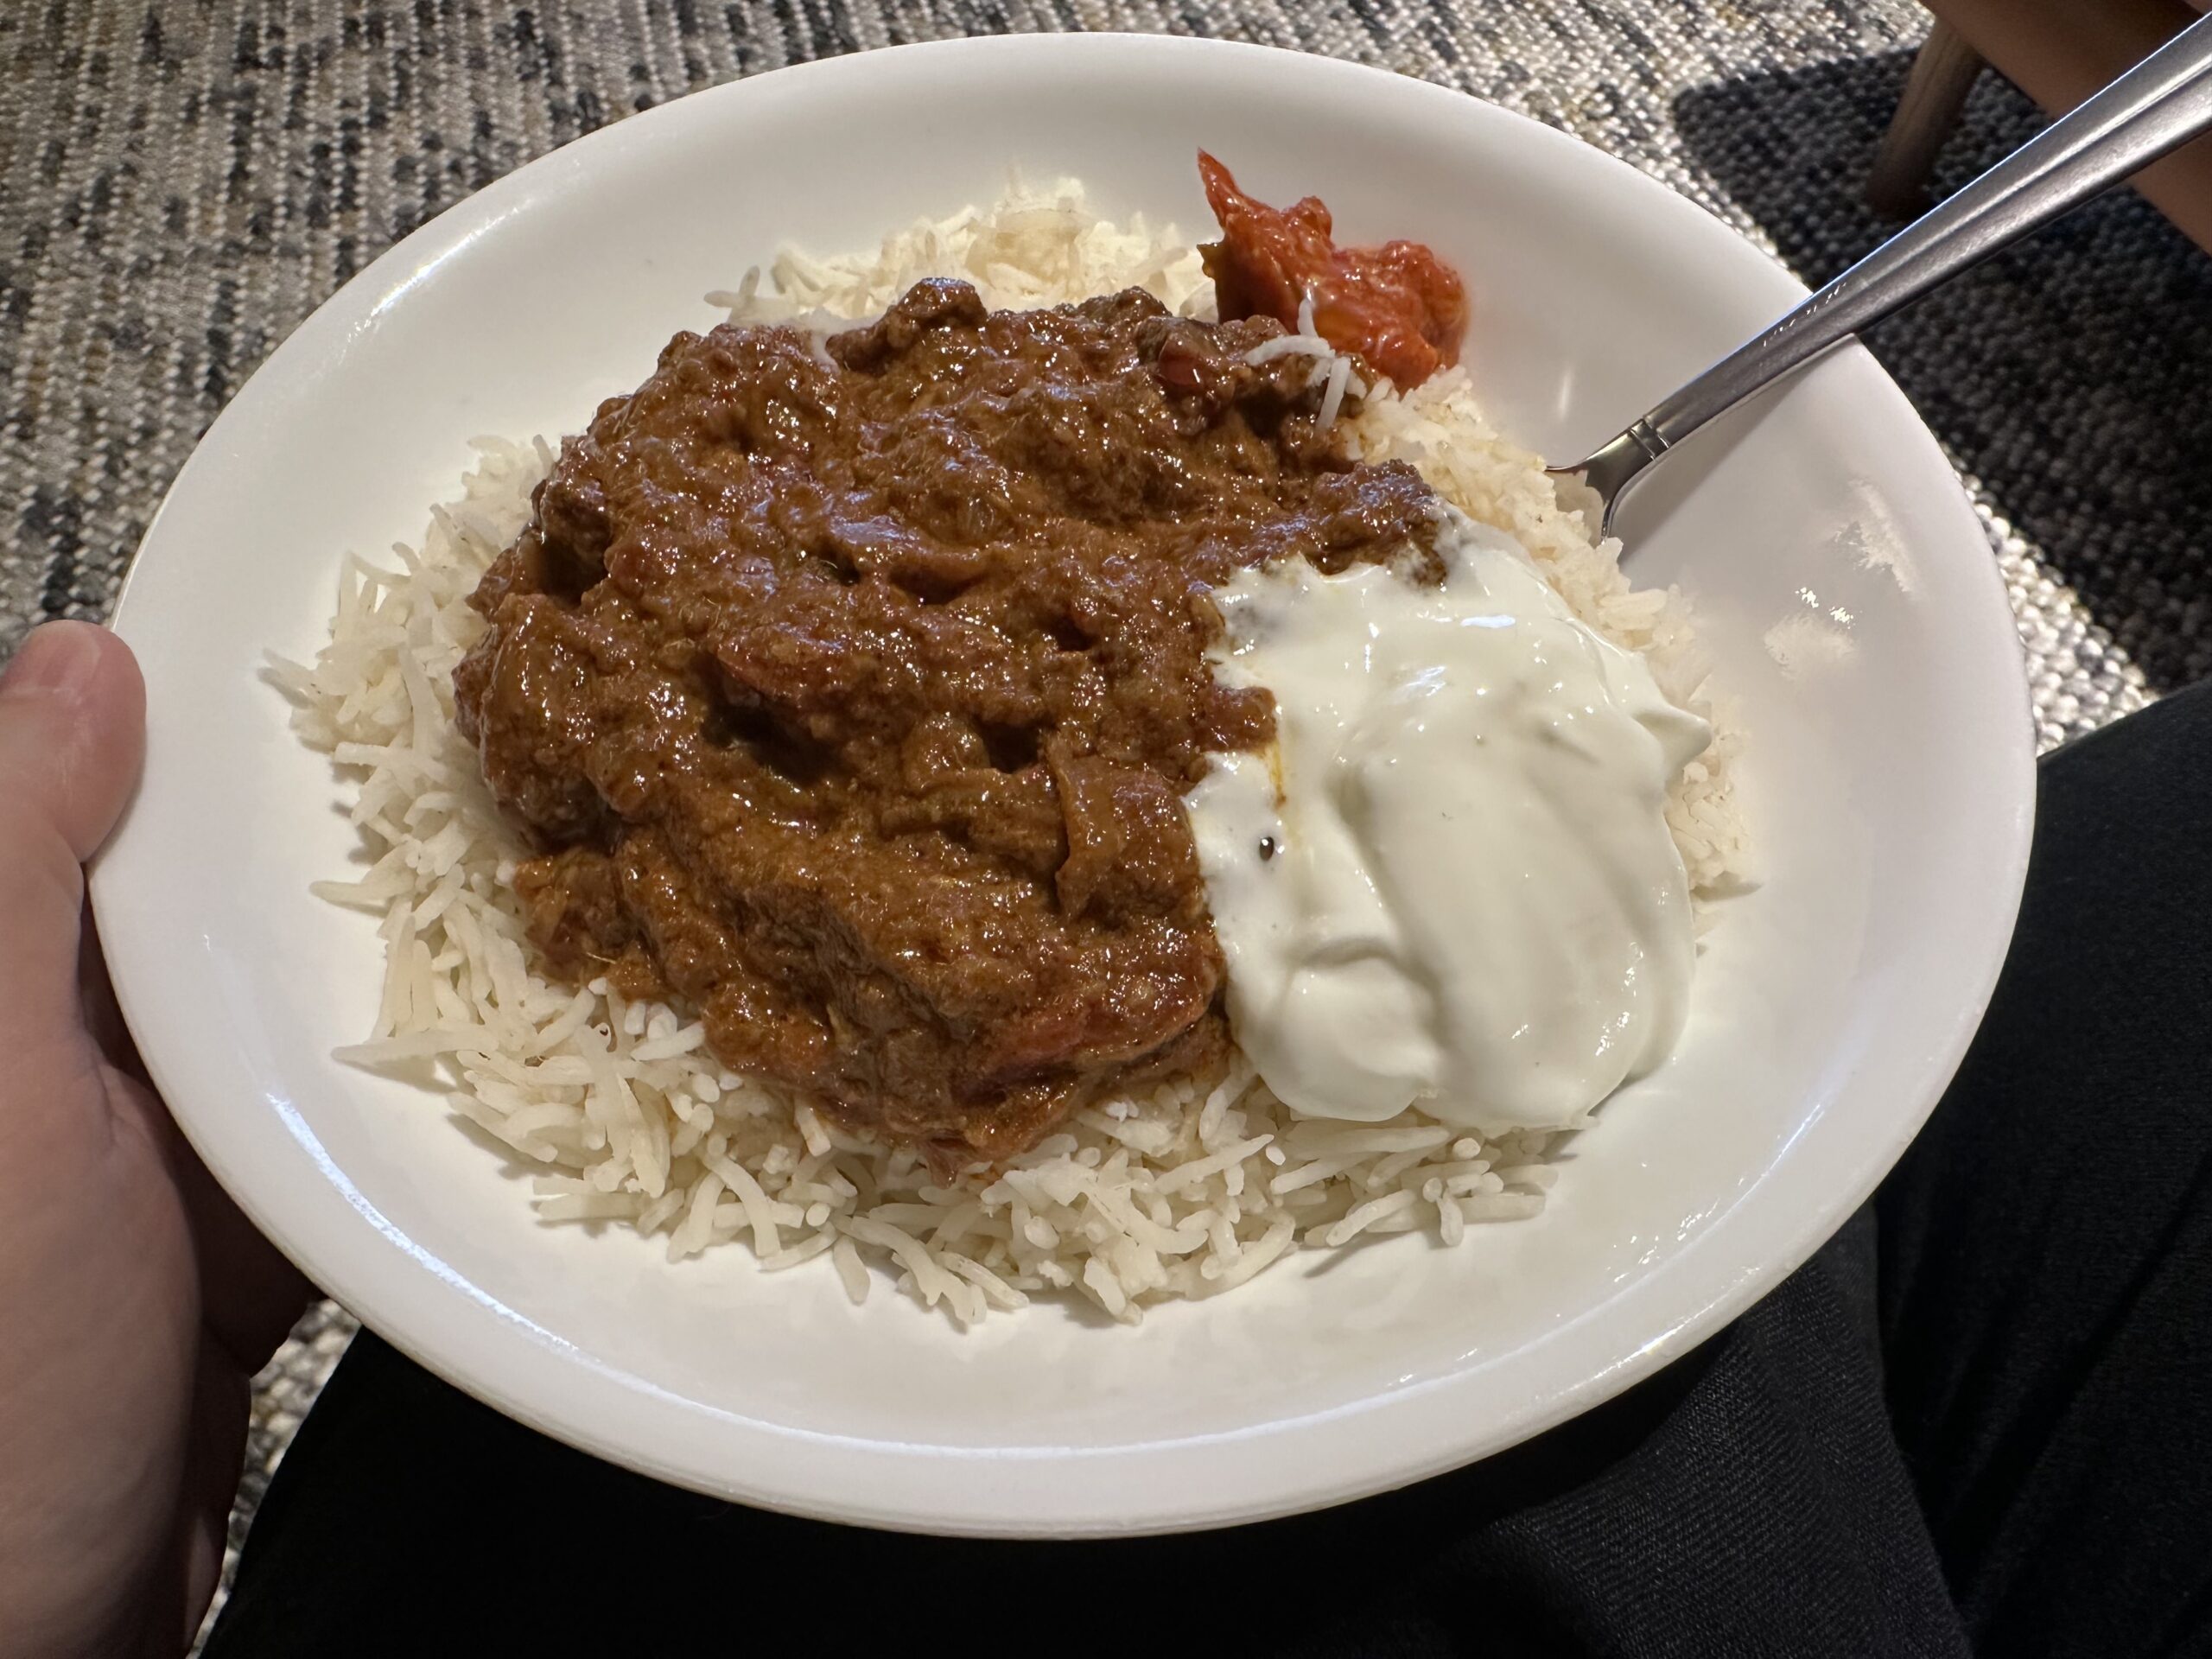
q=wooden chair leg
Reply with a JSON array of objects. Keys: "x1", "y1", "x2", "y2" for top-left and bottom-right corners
[{"x1": 1868, "y1": 19, "x2": 1986, "y2": 218}]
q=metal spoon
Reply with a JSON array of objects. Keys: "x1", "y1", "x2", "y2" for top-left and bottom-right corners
[{"x1": 1554, "y1": 11, "x2": 2212, "y2": 532}]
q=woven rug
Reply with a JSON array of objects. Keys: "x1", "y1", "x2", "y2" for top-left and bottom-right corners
[{"x1": 3, "y1": 0, "x2": 2205, "y2": 1637}]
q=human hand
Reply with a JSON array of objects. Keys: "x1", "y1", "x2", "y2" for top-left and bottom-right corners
[{"x1": 0, "y1": 623, "x2": 308, "y2": 1656}]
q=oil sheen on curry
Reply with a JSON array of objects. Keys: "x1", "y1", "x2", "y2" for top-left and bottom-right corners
[{"x1": 453, "y1": 263, "x2": 1449, "y2": 1168}]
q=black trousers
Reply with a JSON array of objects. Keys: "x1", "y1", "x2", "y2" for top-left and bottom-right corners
[{"x1": 204, "y1": 683, "x2": 2212, "y2": 1659}]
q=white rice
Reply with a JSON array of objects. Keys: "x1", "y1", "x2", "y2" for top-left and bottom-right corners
[{"x1": 271, "y1": 180, "x2": 1746, "y2": 1325}]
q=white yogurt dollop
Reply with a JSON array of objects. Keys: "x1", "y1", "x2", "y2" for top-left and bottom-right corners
[{"x1": 1184, "y1": 508, "x2": 1711, "y2": 1132}]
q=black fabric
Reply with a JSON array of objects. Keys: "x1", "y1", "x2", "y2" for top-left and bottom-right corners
[
  {"x1": 203, "y1": 684, "x2": 2212, "y2": 1659},
  {"x1": 1874, "y1": 690, "x2": 2212, "y2": 1657}
]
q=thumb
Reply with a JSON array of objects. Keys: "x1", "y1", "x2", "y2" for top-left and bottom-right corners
[{"x1": 0, "y1": 622, "x2": 147, "y2": 1050}]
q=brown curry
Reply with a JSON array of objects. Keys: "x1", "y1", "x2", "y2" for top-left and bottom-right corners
[{"x1": 454, "y1": 276, "x2": 1440, "y2": 1166}]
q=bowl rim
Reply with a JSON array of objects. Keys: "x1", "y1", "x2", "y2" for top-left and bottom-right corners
[{"x1": 92, "y1": 30, "x2": 2036, "y2": 1535}]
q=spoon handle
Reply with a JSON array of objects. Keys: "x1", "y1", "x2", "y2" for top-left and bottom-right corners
[{"x1": 1572, "y1": 11, "x2": 2212, "y2": 522}]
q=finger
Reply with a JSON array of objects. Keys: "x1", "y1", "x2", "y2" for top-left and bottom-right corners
[
  {"x1": 79, "y1": 900, "x2": 149, "y2": 1084},
  {"x1": 104, "y1": 1064, "x2": 316, "y2": 1367},
  {"x1": 171, "y1": 1114, "x2": 315, "y2": 1370},
  {"x1": 173, "y1": 1335, "x2": 254, "y2": 1649},
  {"x1": 0, "y1": 622, "x2": 145, "y2": 858},
  {"x1": 0, "y1": 623, "x2": 147, "y2": 1055}
]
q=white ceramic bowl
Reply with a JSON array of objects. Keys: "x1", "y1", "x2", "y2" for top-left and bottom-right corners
[{"x1": 92, "y1": 34, "x2": 2033, "y2": 1535}]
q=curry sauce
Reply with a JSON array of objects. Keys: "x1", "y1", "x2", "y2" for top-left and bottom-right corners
[{"x1": 453, "y1": 278, "x2": 1438, "y2": 1166}]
